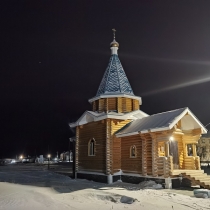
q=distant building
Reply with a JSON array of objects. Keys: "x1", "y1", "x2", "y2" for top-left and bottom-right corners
[{"x1": 60, "y1": 151, "x2": 72, "y2": 162}]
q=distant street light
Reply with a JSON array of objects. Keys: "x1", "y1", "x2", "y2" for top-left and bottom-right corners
[
  {"x1": 47, "y1": 154, "x2": 51, "y2": 169},
  {"x1": 19, "y1": 155, "x2": 23, "y2": 163}
]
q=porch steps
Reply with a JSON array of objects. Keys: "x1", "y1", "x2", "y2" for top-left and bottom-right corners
[{"x1": 181, "y1": 171, "x2": 210, "y2": 190}]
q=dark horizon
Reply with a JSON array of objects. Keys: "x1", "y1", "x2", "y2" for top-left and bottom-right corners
[{"x1": 1, "y1": 1, "x2": 210, "y2": 158}]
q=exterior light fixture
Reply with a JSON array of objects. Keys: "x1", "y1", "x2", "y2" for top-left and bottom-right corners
[{"x1": 169, "y1": 137, "x2": 174, "y2": 141}]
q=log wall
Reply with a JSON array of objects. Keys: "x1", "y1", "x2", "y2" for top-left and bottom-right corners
[
  {"x1": 145, "y1": 134, "x2": 153, "y2": 175},
  {"x1": 110, "y1": 119, "x2": 131, "y2": 174},
  {"x1": 77, "y1": 121, "x2": 106, "y2": 173},
  {"x1": 121, "y1": 134, "x2": 142, "y2": 174},
  {"x1": 92, "y1": 98, "x2": 139, "y2": 113}
]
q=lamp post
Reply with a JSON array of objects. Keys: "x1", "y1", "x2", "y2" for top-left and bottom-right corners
[
  {"x1": 47, "y1": 154, "x2": 51, "y2": 169},
  {"x1": 69, "y1": 138, "x2": 75, "y2": 178},
  {"x1": 69, "y1": 138, "x2": 71, "y2": 162}
]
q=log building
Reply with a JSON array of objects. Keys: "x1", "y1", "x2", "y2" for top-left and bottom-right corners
[{"x1": 70, "y1": 31, "x2": 208, "y2": 188}]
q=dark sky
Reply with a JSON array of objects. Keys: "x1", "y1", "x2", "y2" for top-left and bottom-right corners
[{"x1": 1, "y1": 1, "x2": 210, "y2": 158}]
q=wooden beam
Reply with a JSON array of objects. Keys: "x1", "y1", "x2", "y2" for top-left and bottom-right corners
[
  {"x1": 140, "y1": 134, "x2": 147, "y2": 176},
  {"x1": 165, "y1": 142, "x2": 169, "y2": 157},
  {"x1": 150, "y1": 133, "x2": 158, "y2": 177},
  {"x1": 105, "y1": 98, "x2": 108, "y2": 113},
  {"x1": 106, "y1": 119, "x2": 111, "y2": 175},
  {"x1": 117, "y1": 98, "x2": 122, "y2": 113}
]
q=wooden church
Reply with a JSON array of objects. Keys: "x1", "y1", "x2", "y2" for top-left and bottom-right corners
[{"x1": 70, "y1": 30, "x2": 209, "y2": 188}]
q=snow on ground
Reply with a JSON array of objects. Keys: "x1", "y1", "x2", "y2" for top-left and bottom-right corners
[{"x1": 0, "y1": 165, "x2": 210, "y2": 210}]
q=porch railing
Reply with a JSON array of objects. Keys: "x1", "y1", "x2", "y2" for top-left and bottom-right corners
[
  {"x1": 184, "y1": 156, "x2": 196, "y2": 170},
  {"x1": 157, "y1": 156, "x2": 172, "y2": 177}
]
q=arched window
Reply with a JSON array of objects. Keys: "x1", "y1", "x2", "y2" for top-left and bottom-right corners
[
  {"x1": 88, "y1": 138, "x2": 95, "y2": 156},
  {"x1": 130, "y1": 145, "x2": 137, "y2": 158}
]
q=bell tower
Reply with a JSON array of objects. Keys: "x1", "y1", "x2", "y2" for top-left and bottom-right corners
[{"x1": 88, "y1": 29, "x2": 142, "y2": 113}]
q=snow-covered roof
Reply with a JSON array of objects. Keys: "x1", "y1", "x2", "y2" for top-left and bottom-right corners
[
  {"x1": 116, "y1": 107, "x2": 207, "y2": 137},
  {"x1": 69, "y1": 109, "x2": 149, "y2": 128}
]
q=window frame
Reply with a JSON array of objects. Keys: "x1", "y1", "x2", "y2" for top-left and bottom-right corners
[
  {"x1": 130, "y1": 145, "x2": 137, "y2": 158},
  {"x1": 88, "y1": 138, "x2": 96, "y2": 156}
]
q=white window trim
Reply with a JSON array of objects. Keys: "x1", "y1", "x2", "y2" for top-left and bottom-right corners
[
  {"x1": 130, "y1": 145, "x2": 137, "y2": 158},
  {"x1": 88, "y1": 138, "x2": 96, "y2": 156}
]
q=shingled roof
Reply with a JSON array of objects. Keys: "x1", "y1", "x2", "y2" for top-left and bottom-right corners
[{"x1": 96, "y1": 54, "x2": 134, "y2": 96}]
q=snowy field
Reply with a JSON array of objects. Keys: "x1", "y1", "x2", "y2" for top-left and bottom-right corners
[{"x1": 0, "y1": 165, "x2": 210, "y2": 210}]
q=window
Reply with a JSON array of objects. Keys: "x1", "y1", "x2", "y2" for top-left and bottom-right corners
[
  {"x1": 130, "y1": 145, "x2": 137, "y2": 158},
  {"x1": 158, "y1": 142, "x2": 165, "y2": 156},
  {"x1": 187, "y1": 144, "x2": 193, "y2": 156},
  {"x1": 88, "y1": 138, "x2": 95, "y2": 156}
]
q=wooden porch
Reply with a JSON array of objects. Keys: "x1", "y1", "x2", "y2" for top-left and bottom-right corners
[
  {"x1": 171, "y1": 169, "x2": 210, "y2": 189},
  {"x1": 157, "y1": 155, "x2": 201, "y2": 177}
]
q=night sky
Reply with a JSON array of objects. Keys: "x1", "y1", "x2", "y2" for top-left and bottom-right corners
[{"x1": 1, "y1": 1, "x2": 210, "y2": 158}]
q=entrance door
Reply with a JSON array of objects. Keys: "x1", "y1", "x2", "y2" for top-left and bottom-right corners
[{"x1": 169, "y1": 140, "x2": 179, "y2": 169}]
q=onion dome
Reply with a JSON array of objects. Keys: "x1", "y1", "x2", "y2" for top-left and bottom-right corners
[{"x1": 110, "y1": 39, "x2": 119, "y2": 47}]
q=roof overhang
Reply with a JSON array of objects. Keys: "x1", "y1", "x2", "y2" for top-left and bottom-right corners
[
  {"x1": 69, "y1": 109, "x2": 148, "y2": 128},
  {"x1": 116, "y1": 127, "x2": 171, "y2": 137},
  {"x1": 168, "y1": 108, "x2": 207, "y2": 134},
  {"x1": 116, "y1": 107, "x2": 207, "y2": 138},
  {"x1": 88, "y1": 94, "x2": 142, "y2": 105}
]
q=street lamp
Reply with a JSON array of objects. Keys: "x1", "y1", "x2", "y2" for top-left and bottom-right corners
[
  {"x1": 19, "y1": 155, "x2": 23, "y2": 163},
  {"x1": 69, "y1": 138, "x2": 71, "y2": 162},
  {"x1": 69, "y1": 137, "x2": 76, "y2": 178},
  {"x1": 47, "y1": 154, "x2": 51, "y2": 169}
]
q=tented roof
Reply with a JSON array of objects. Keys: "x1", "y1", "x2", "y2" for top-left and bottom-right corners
[{"x1": 96, "y1": 54, "x2": 134, "y2": 96}]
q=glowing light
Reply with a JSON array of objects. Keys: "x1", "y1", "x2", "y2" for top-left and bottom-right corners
[
  {"x1": 120, "y1": 53, "x2": 210, "y2": 96},
  {"x1": 19, "y1": 155, "x2": 23, "y2": 159},
  {"x1": 47, "y1": 154, "x2": 51, "y2": 158},
  {"x1": 142, "y1": 76, "x2": 210, "y2": 96},
  {"x1": 169, "y1": 137, "x2": 174, "y2": 141}
]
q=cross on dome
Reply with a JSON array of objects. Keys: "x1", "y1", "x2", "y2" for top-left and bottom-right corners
[{"x1": 110, "y1": 28, "x2": 119, "y2": 48}]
